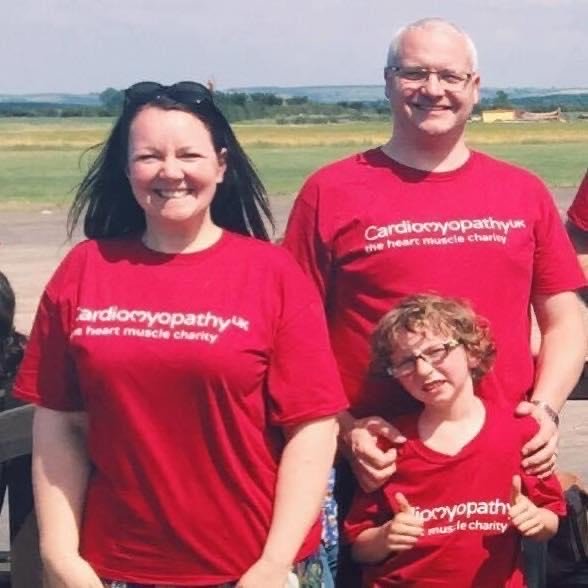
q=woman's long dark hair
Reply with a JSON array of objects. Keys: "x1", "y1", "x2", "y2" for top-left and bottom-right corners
[
  {"x1": 0, "y1": 272, "x2": 26, "y2": 390},
  {"x1": 68, "y1": 89, "x2": 274, "y2": 241}
]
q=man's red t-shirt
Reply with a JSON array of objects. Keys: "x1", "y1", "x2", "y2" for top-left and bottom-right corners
[{"x1": 284, "y1": 150, "x2": 585, "y2": 414}]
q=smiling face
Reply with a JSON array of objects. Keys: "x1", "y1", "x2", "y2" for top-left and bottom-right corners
[
  {"x1": 386, "y1": 25, "x2": 480, "y2": 142},
  {"x1": 127, "y1": 106, "x2": 226, "y2": 234},
  {"x1": 390, "y1": 327, "x2": 475, "y2": 409}
]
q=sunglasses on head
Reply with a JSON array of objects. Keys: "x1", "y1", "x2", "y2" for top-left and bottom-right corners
[{"x1": 123, "y1": 81, "x2": 213, "y2": 109}]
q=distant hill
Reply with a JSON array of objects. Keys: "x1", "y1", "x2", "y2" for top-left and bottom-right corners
[
  {"x1": 0, "y1": 93, "x2": 101, "y2": 105},
  {"x1": 2, "y1": 86, "x2": 587, "y2": 107},
  {"x1": 227, "y1": 85, "x2": 388, "y2": 103},
  {"x1": 226, "y1": 85, "x2": 588, "y2": 104}
]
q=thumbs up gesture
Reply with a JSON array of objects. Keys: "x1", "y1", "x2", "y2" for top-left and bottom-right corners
[
  {"x1": 379, "y1": 492, "x2": 425, "y2": 553},
  {"x1": 509, "y1": 475, "x2": 545, "y2": 537}
]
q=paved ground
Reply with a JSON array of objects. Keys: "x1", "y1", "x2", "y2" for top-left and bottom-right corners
[
  {"x1": 0, "y1": 187, "x2": 577, "y2": 334},
  {"x1": 0, "y1": 187, "x2": 586, "y2": 551},
  {"x1": 1, "y1": 195, "x2": 296, "y2": 334}
]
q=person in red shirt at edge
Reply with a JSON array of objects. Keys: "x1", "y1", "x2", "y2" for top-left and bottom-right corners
[
  {"x1": 283, "y1": 16, "x2": 586, "y2": 587},
  {"x1": 345, "y1": 294, "x2": 565, "y2": 588},
  {"x1": 561, "y1": 171, "x2": 588, "y2": 467},
  {"x1": 13, "y1": 81, "x2": 348, "y2": 588},
  {"x1": 567, "y1": 170, "x2": 588, "y2": 281}
]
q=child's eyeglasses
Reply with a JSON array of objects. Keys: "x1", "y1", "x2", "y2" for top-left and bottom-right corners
[
  {"x1": 124, "y1": 81, "x2": 213, "y2": 110},
  {"x1": 387, "y1": 340, "x2": 461, "y2": 377}
]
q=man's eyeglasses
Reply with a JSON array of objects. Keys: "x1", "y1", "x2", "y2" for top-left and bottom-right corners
[
  {"x1": 386, "y1": 340, "x2": 461, "y2": 377},
  {"x1": 386, "y1": 67, "x2": 474, "y2": 91},
  {"x1": 124, "y1": 81, "x2": 213, "y2": 110}
]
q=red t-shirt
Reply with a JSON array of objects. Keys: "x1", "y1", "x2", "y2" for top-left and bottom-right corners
[
  {"x1": 568, "y1": 171, "x2": 588, "y2": 231},
  {"x1": 345, "y1": 405, "x2": 566, "y2": 588},
  {"x1": 14, "y1": 232, "x2": 348, "y2": 586},
  {"x1": 283, "y1": 149, "x2": 585, "y2": 415}
]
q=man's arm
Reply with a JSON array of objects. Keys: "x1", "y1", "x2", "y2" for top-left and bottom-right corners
[
  {"x1": 283, "y1": 181, "x2": 409, "y2": 491},
  {"x1": 533, "y1": 290, "x2": 586, "y2": 411},
  {"x1": 518, "y1": 291, "x2": 587, "y2": 474}
]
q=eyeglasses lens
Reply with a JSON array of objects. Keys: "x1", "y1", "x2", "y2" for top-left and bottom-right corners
[{"x1": 388, "y1": 342, "x2": 457, "y2": 377}]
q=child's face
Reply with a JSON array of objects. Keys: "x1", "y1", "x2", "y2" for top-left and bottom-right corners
[{"x1": 388, "y1": 327, "x2": 474, "y2": 408}]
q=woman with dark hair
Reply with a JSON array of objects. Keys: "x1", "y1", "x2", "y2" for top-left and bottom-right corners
[{"x1": 14, "y1": 82, "x2": 346, "y2": 588}]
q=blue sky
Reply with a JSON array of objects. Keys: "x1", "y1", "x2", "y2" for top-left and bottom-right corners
[{"x1": 2, "y1": 0, "x2": 587, "y2": 94}]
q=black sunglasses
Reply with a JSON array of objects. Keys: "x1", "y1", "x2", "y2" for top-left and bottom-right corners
[{"x1": 123, "y1": 81, "x2": 213, "y2": 109}]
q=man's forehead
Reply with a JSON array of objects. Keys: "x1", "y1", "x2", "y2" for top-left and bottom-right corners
[{"x1": 397, "y1": 26, "x2": 474, "y2": 69}]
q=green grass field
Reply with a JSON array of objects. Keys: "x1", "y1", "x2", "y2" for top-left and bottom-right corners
[{"x1": 0, "y1": 118, "x2": 586, "y2": 204}]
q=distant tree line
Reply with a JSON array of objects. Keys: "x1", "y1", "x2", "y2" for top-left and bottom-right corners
[
  {"x1": 1, "y1": 87, "x2": 588, "y2": 120},
  {"x1": 0, "y1": 87, "x2": 390, "y2": 122},
  {"x1": 477, "y1": 90, "x2": 588, "y2": 113}
]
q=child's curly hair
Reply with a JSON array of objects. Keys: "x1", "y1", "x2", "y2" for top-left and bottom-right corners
[
  {"x1": 0, "y1": 272, "x2": 26, "y2": 390},
  {"x1": 371, "y1": 293, "x2": 496, "y2": 382}
]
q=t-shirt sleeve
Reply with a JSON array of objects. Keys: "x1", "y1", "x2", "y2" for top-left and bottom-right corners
[
  {"x1": 344, "y1": 488, "x2": 392, "y2": 544},
  {"x1": 532, "y1": 179, "x2": 585, "y2": 295},
  {"x1": 266, "y1": 254, "x2": 348, "y2": 426},
  {"x1": 282, "y1": 178, "x2": 333, "y2": 303},
  {"x1": 12, "y1": 253, "x2": 83, "y2": 411},
  {"x1": 520, "y1": 471, "x2": 567, "y2": 517},
  {"x1": 568, "y1": 171, "x2": 588, "y2": 232},
  {"x1": 518, "y1": 417, "x2": 566, "y2": 516}
]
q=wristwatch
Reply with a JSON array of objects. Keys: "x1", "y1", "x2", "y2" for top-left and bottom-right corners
[{"x1": 530, "y1": 400, "x2": 560, "y2": 427}]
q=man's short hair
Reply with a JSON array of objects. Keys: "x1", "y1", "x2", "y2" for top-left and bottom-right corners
[
  {"x1": 371, "y1": 293, "x2": 496, "y2": 381},
  {"x1": 385, "y1": 17, "x2": 479, "y2": 72}
]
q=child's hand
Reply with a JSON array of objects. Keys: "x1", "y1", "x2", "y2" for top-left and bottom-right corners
[
  {"x1": 509, "y1": 475, "x2": 545, "y2": 537},
  {"x1": 379, "y1": 492, "x2": 424, "y2": 552}
]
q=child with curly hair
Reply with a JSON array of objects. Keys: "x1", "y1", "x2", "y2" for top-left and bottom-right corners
[{"x1": 345, "y1": 294, "x2": 566, "y2": 587}]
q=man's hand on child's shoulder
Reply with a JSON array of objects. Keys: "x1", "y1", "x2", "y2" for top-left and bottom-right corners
[
  {"x1": 345, "y1": 416, "x2": 407, "y2": 492},
  {"x1": 515, "y1": 400, "x2": 559, "y2": 478}
]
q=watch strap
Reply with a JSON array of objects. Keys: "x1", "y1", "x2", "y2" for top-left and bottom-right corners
[{"x1": 530, "y1": 400, "x2": 560, "y2": 426}]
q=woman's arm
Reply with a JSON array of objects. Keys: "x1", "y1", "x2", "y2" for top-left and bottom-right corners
[
  {"x1": 237, "y1": 416, "x2": 338, "y2": 588},
  {"x1": 33, "y1": 406, "x2": 102, "y2": 588}
]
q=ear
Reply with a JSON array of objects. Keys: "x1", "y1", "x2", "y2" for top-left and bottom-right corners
[
  {"x1": 216, "y1": 148, "x2": 228, "y2": 184},
  {"x1": 467, "y1": 353, "x2": 480, "y2": 370},
  {"x1": 384, "y1": 71, "x2": 392, "y2": 99},
  {"x1": 471, "y1": 73, "x2": 481, "y2": 106}
]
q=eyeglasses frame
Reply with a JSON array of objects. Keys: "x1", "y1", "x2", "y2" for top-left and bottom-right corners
[
  {"x1": 386, "y1": 339, "x2": 462, "y2": 377},
  {"x1": 385, "y1": 66, "x2": 475, "y2": 91}
]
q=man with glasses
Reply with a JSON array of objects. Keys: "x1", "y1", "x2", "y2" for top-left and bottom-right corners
[{"x1": 284, "y1": 17, "x2": 585, "y2": 586}]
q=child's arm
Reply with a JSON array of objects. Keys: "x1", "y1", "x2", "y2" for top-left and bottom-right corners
[
  {"x1": 352, "y1": 492, "x2": 424, "y2": 563},
  {"x1": 509, "y1": 475, "x2": 559, "y2": 541}
]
